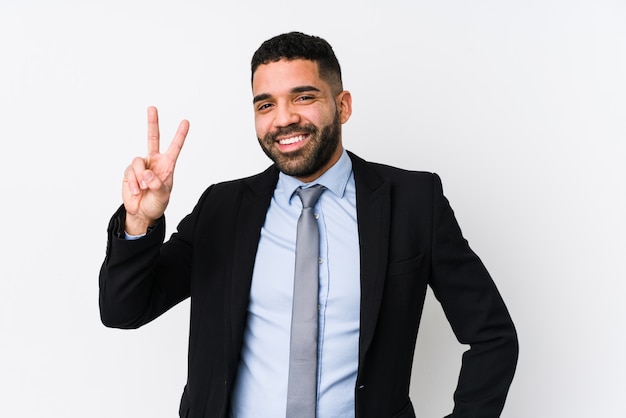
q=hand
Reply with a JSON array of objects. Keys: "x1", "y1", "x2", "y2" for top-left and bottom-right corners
[{"x1": 122, "y1": 106, "x2": 189, "y2": 235}]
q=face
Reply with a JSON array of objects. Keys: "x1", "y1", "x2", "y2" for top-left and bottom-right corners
[{"x1": 252, "y1": 59, "x2": 352, "y2": 182}]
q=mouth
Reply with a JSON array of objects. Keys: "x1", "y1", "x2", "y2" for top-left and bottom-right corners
[{"x1": 277, "y1": 134, "x2": 309, "y2": 145}]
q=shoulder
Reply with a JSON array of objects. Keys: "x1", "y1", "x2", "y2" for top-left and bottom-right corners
[
  {"x1": 200, "y1": 164, "x2": 279, "y2": 198},
  {"x1": 179, "y1": 165, "x2": 278, "y2": 229},
  {"x1": 347, "y1": 150, "x2": 440, "y2": 188}
]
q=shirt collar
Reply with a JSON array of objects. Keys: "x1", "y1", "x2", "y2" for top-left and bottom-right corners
[{"x1": 277, "y1": 149, "x2": 353, "y2": 204}]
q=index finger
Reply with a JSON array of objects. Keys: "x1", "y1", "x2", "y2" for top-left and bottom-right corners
[
  {"x1": 164, "y1": 119, "x2": 190, "y2": 163},
  {"x1": 147, "y1": 106, "x2": 160, "y2": 156}
]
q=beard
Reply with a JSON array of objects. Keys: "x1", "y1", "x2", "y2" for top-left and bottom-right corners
[{"x1": 258, "y1": 111, "x2": 341, "y2": 179}]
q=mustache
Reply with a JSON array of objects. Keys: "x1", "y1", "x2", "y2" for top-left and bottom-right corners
[{"x1": 264, "y1": 124, "x2": 318, "y2": 142}]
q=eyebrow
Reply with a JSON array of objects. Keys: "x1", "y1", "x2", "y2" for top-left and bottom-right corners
[{"x1": 253, "y1": 85, "x2": 322, "y2": 104}]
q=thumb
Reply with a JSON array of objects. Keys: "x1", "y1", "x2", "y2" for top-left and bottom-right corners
[{"x1": 140, "y1": 169, "x2": 171, "y2": 203}]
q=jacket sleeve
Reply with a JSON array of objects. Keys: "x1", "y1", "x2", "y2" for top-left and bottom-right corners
[
  {"x1": 428, "y1": 174, "x2": 518, "y2": 417},
  {"x1": 98, "y1": 204, "x2": 194, "y2": 329}
]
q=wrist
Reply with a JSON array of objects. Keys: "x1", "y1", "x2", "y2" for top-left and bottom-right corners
[{"x1": 124, "y1": 213, "x2": 155, "y2": 236}]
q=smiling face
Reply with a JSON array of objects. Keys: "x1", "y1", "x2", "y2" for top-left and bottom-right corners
[{"x1": 252, "y1": 59, "x2": 352, "y2": 182}]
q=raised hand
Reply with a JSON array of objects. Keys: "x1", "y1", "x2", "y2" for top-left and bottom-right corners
[{"x1": 122, "y1": 106, "x2": 189, "y2": 235}]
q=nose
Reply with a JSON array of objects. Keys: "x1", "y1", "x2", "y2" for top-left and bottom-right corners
[{"x1": 274, "y1": 102, "x2": 301, "y2": 128}]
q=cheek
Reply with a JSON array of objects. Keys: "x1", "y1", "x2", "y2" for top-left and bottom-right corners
[
  {"x1": 312, "y1": 105, "x2": 337, "y2": 126},
  {"x1": 254, "y1": 115, "x2": 270, "y2": 138},
  {"x1": 293, "y1": 108, "x2": 323, "y2": 128}
]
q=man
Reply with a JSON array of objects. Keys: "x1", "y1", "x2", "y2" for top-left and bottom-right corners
[{"x1": 100, "y1": 32, "x2": 518, "y2": 418}]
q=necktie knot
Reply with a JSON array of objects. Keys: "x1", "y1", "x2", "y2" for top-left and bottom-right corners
[{"x1": 296, "y1": 184, "x2": 326, "y2": 209}]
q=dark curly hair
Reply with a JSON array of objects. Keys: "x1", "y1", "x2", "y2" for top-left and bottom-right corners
[{"x1": 251, "y1": 32, "x2": 343, "y2": 93}]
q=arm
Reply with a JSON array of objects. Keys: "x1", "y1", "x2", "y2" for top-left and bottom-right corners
[
  {"x1": 99, "y1": 205, "x2": 196, "y2": 328},
  {"x1": 429, "y1": 174, "x2": 518, "y2": 417},
  {"x1": 99, "y1": 107, "x2": 191, "y2": 328}
]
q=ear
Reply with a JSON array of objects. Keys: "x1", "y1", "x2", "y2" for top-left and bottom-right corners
[{"x1": 336, "y1": 90, "x2": 353, "y2": 124}]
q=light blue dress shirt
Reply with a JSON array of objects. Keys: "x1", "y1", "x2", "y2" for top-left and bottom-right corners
[{"x1": 230, "y1": 150, "x2": 361, "y2": 418}]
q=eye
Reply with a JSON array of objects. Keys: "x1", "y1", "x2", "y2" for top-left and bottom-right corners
[
  {"x1": 296, "y1": 95, "x2": 313, "y2": 102},
  {"x1": 257, "y1": 102, "x2": 273, "y2": 112}
]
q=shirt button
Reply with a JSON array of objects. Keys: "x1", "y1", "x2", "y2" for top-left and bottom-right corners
[
  {"x1": 318, "y1": 258, "x2": 323, "y2": 264},
  {"x1": 314, "y1": 213, "x2": 320, "y2": 219}
]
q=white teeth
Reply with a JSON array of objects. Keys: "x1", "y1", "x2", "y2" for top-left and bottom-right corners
[{"x1": 278, "y1": 135, "x2": 305, "y2": 145}]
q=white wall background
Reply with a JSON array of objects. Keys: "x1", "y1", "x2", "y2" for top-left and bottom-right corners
[{"x1": 1, "y1": 1, "x2": 624, "y2": 417}]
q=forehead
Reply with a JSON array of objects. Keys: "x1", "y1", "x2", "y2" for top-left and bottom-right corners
[{"x1": 252, "y1": 59, "x2": 327, "y2": 95}]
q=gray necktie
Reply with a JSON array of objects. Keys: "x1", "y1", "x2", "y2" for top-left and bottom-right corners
[{"x1": 286, "y1": 185, "x2": 326, "y2": 418}]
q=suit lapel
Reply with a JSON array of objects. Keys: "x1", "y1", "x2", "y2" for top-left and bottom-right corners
[
  {"x1": 349, "y1": 152, "x2": 391, "y2": 366},
  {"x1": 227, "y1": 166, "x2": 279, "y2": 362}
]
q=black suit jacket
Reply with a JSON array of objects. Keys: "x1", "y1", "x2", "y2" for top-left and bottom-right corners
[{"x1": 100, "y1": 151, "x2": 518, "y2": 418}]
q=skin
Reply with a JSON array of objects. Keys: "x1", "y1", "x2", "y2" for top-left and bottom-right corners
[
  {"x1": 122, "y1": 107, "x2": 189, "y2": 235},
  {"x1": 122, "y1": 59, "x2": 352, "y2": 235},
  {"x1": 253, "y1": 59, "x2": 352, "y2": 183}
]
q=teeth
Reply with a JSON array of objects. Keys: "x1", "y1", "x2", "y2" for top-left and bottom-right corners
[{"x1": 278, "y1": 135, "x2": 305, "y2": 145}]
